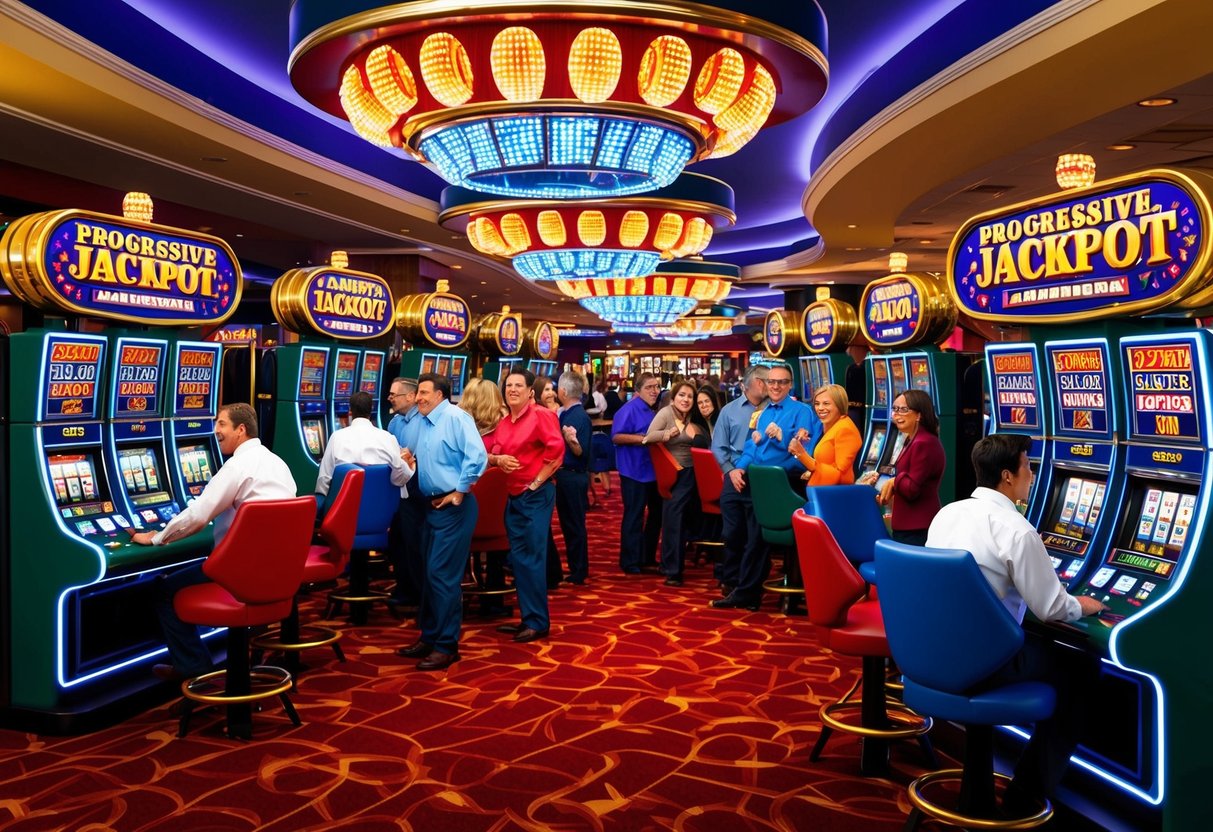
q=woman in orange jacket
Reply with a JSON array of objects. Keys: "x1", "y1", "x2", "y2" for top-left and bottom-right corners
[{"x1": 788, "y1": 383, "x2": 863, "y2": 486}]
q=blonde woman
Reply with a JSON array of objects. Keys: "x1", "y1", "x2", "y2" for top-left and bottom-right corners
[
  {"x1": 460, "y1": 376, "x2": 507, "y2": 436},
  {"x1": 788, "y1": 383, "x2": 863, "y2": 486}
]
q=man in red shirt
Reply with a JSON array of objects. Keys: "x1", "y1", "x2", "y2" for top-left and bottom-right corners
[{"x1": 486, "y1": 371, "x2": 565, "y2": 642}]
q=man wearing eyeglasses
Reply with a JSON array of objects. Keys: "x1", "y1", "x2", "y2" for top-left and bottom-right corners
[
  {"x1": 611, "y1": 372, "x2": 664, "y2": 574},
  {"x1": 713, "y1": 362, "x2": 821, "y2": 612},
  {"x1": 386, "y1": 377, "x2": 425, "y2": 611}
]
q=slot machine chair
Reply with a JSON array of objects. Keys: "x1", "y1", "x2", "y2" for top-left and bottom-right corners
[
  {"x1": 747, "y1": 465, "x2": 805, "y2": 614},
  {"x1": 253, "y1": 465, "x2": 364, "y2": 675},
  {"x1": 875, "y1": 541, "x2": 1056, "y2": 831},
  {"x1": 325, "y1": 464, "x2": 399, "y2": 626},
  {"x1": 173, "y1": 496, "x2": 317, "y2": 739},
  {"x1": 792, "y1": 512, "x2": 933, "y2": 776},
  {"x1": 463, "y1": 466, "x2": 514, "y2": 614},
  {"x1": 690, "y1": 448, "x2": 724, "y2": 565},
  {"x1": 649, "y1": 443, "x2": 680, "y2": 500},
  {"x1": 803, "y1": 484, "x2": 887, "y2": 584}
]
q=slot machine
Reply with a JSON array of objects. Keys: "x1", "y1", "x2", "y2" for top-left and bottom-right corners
[
  {"x1": 167, "y1": 340, "x2": 223, "y2": 503},
  {"x1": 857, "y1": 271, "x2": 971, "y2": 502},
  {"x1": 269, "y1": 262, "x2": 396, "y2": 493},
  {"x1": 761, "y1": 308, "x2": 804, "y2": 395},
  {"x1": 1034, "y1": 338, "x2": 1124, "y2": 589},
  {"x1": 524, "y1": 320, "x2": 560, "y2": 381},
  {"x1": 105, "y1": 335, "x2": 186, "y2": 535},
  {"x1": 396, "y1": 282, "x2": 472, "y2": 401},
  {"x1": 477, "y1": 307, "x2": 524, "y2": 389},
  {"x1": 0, "y1": 201, "x2": 241, "y2": 730},
  {"x1": 983, "y1": 342, "x2": 1052, "y2": 517},
  {"x1": 798, "y1": 298, "x2": 861, "y2": 402},
  {"x1": 357, "y1": 348, "x2": 387, "y2": 427},
  {"x1": 856, "y1": 354, "x2": 902, "y2": 484}
]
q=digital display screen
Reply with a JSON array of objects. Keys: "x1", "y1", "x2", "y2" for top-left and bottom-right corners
[
  {"x1": 871, "y1": 359, "x2": 889, "y2": 409},
  {"x1": 299, "y1": 348, "x2": 327, "y2": 399},
  {"x1": 1048, "y1": 342, "x2": 1111, "y2": 436},
  {"x1": 177, "y1": 443, "x2": 216, "y2": 497},
  {"x1": 861, "y1": 426, "x2": 887, "y2": 471},
  {"x1": 1040, "y1": 475, "x2": 1106, "y2": 558},
  {"x1": 174, "y1": 345, "x2": 218, "y2": 416},
  {"x1": 421, "y1": 354, "x2": 437, "y2": 375},
  {"x1": 113, "y1": 341, "x2": 165, "y2": 418},
  {"x1": 43, "y1": 336, "x2": 105, "y2": 421},
  {"x1": 889, "y1": 359, "x2": 907, "y2": 398},
  {"x1": 333, "y1": 350, "x2": 358, "y2": 399},
  {"x1": 497, "y1": 359, "x2": 521, "y2": 385},
  {"x1": 303, "y1": 418, "x2": 327, "y2": 457},
  {"x1": 116, "y1": 446, "x2": 170, "y2": 506},
  {"x1": 436, "y1": 355, "x2": 451, "y2": 377},
  {"x1": 359, "y1": 352, "x2": 383, "y2": 395},
  {"x1": 48, "y1": 452, "x2": 101, "y2": 507},
  {"x1": 908, "y1": 356, "x2": 932, "y2": 394}
]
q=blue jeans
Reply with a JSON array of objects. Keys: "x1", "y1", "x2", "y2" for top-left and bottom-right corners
[
  {"x1": 555, "y1": 469, "x2": 589, "y2": 581},
  {"x1": 154, "y1": 562, "x2": 215, "y2": 676},
  {"x1": 719, "y1": 478, "x2": 767, "y2": 600},
  {"x1": 506, "y1": 484, "x2": 556, "y2": 632},
  {"x1": 389, "y1": 492, "x2": 427, "y2": 603},
  {"x1": 660, "y1": 467, "x2": 697, "y2": 578},
  {"x1": 619, "y1": 475, "x2": 661, "y2": 572},
  {"x1": 419, "y1": 495, "x2": 478, "y2": 653}
]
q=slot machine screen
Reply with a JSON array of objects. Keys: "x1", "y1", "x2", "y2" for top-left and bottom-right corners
[
  {"x1": 1040, "y1": 474, "x2": 1108, "y2": 580},
  {"x1": 451, "y1": 356, "x2": 466, "y2": 395},
  {"x1": 176, "y1": 443, "x2": 216, "y2": 498},
  {"x1": 333, "y1": 351, "x2": 358, "y2": 399},
  {"x1": 890, "y1": 359, "x2": 907, "y2": 398},
  {"x1": 861, "y1": 426, "x2": 887, "y2": 472},
  {"x1": 908, "y1": 355, "x2": 932, "y2": 394},
  {"x1": 871, "y1": 360, "x2": 890, "y2": 409},
  {"x1": 421, "y1": 353, "x2": 437, "y2": 375},
  {"x1": 47, "y1": 452, "x2": 120, "y2": 536},
  {"x1": 302, "y1": 418, "x2": 327, "y2": 457},
  {"x1": 359, "y1": 353, "x2": 383, "y2": 395},
  {"x1": 1080, "y1": 481, "x2": 1195, "y2": 612},
  {"x1": 116, "y1": 446, "x2": 170, "y2": 506},
  {"x1": 436, "y1": 355, "x2": 451, "y2": 377}
]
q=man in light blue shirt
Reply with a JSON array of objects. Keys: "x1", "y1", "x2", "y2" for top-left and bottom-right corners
[
  {"x1": 386, "y1": 377, "x2": 425, "y2": 609},
  {"x1": 396, "y1": 373, "x2": 487, "y2": 671},
  {"x1": 710, "y1": 364, "x2": 768, "y2": 599}
]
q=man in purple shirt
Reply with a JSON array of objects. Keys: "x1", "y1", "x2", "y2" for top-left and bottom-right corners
[{"x1": 611, "y1": 373, "x2": 662, "y2": 574}]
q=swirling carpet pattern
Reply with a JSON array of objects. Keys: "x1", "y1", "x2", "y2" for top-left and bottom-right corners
[{"x1": 1, "y1": 475, "x2": 939, "y2": 831}]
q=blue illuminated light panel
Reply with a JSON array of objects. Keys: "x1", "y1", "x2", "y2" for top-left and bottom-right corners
[
  {"x1": 513, "y1": 250, "x2": 661, "y2": 281},
  {"x1": 579, "y1": 295, "x2": 696, "y2": 325}
]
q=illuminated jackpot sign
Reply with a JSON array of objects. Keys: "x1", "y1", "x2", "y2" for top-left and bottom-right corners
[
  {"x1": 112, "y1": 339, "x2": 166, "y2": 418},
  {"x1": 174, "y1": 344, "x2": 220, "y2": 416},
  {"x1": 0, "y1": 210, "x2": 241, "y2": 325},
  {"x1": 41, "y1": 334, "x2": 106, "y2": 421},
  {"x1": 532, "y1": 321, "x2": 559, "y2": 361},
  {"x1": 861, "y1": 276, "x2": 922, "y2": 347},
  {"x1": 763, "y1": 309, "x2": 789, "y2": 356},
  {"x1": 497, "y1": 314, "x2": 522, "y2": 356},
  {"x1": 396, "y1": 291, "x2": 472, "y2": 349},
  {"x1": 1125, "y1": 339, "x2": 1202, "y2": 443},
  {"x1": 988, "y1": 347, "x2": 1042, "y2": 430},
  {"x1": 272, "y1": 267, "x2": 395, "y2": 339},
  {"x1": 1047, "y1": 342, "x2": 1112, "y2": 437},
  {"x1": 949, "y1": 169, "x2": 1213, "y2": 322}
]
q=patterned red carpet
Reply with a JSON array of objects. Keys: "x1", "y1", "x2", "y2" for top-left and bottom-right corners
[{"x1": 0, "y1": 475, "x2": 935, "y2": 831}]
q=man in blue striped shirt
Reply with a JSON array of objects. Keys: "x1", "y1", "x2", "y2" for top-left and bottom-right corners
[{"x1": 396, "y1": 373, "x2": 487, "y2": 670}]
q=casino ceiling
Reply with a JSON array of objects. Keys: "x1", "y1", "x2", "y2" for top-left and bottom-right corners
[{"x1": 2, "y1": 0, "x2": 1213, "y2": 330}]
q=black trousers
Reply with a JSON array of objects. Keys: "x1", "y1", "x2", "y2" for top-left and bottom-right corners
[{"x1": 555, "y1": 469, "x2": 589, "y2": 581}]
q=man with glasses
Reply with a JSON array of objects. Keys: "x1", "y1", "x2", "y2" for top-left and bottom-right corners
[
  {"x1": 611, "y1": 372, "x2": 663, "y2": 574},
  {"x1": 713, "y1": 362, "x2": 820, "y2": 612},
  {"x1": 386, "y1": 378, "x2": 425, "y2": 611},
  {"x1": 710, "y1": 364, "x2": 769, "y2": 602}
]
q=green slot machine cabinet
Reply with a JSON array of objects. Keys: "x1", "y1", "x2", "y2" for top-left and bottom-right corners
[
  {"x1": 798, "y1": 298, "x2": 861, "y2": 402},
  {"x1": 270, "y1": 264, "x2": 397, "y2": 493},
  {"x1": 857, "y1": 271, "x2": 966, "y2": 503},
  {"x1": 395, "y1": 284, "x2": 473, "y2": 401},
  {"x1": 476, "y1": 307, "x2": 524, "y2": 389}
]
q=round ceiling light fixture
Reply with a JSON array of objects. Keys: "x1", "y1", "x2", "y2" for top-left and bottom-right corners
[
  {"x1": 289, "y1": 0, "x2": 828, "y2": 199},
  {"x1": 556, "y1": 257, "x2": 737, "y2": 325}
]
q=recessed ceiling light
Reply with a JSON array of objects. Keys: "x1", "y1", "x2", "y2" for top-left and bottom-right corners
[
  {"x1": 399, "y1": 228, "x2": 410, "y2": 234},
  {"x1": 846, "y1": 223, "x2": 857, "y2": 229},
  {"x1": 918, "y1": 239, "x2": 932, "y2": 244},
  {"x1": 479, "y1": 280, "x2": 487, "y2": 285},
  {"x1": 1107, "y1": 143, "x2": 1136, "y2": 151},
  {"x1": 845, "y1": 247, "x2": 862, "y2": 251},
  {"x1": 1137, "y1": 97, "x2": 1177, "y2": 107},
  {"x1": 471, "y1": 294, "x2": 478, "y2": 298},
  {"x1": 451, "y1": 264, "x2": 462, "y2": 269},
  {"x1": 450, "y1": 235, "x2": 462, "y2": 240},
  {"x1": 235, "y1": 233, "x2": 243, "y2": 238}
]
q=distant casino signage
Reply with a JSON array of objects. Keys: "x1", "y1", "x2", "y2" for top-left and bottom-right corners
[
  {"x1": 476, "y1": 310, "x2": 523, "y2": 356},
  {"x1": 206, "y1": 324, "x2": 261, "y2": 343},
  {"x1": 948, "y1": 169, "x2": 1213, "y2": 322},
  {"x1": 41, "y1": 334, "x2": 106, "y2": 421},
  {"x1": 272, "y1": 267, "x2": 394, "y2": 339},
  {"x1": 0, "y1": 210, "x2": 241, "y2": 325},
  {"x1": 763, "y1": 309, "x2": 795, "y2": 356},
  {"x1": 396, "y1": 290, "x2": 471, "y2": 349},
  {"x1": 989, "y1": 347, "x2": 1042, "y2": 430},
  {"x1": 801, "y1": 299, "x2": 859, "y2": 353},
  {"x1": 861, "y1": 272, "x2": 957, "y2": 348},
  {"x1": 1125, "y1": 340, "x2": 1201, "y2": 442},
  {"x1": 1047, "y1": 342, "x2": 1111, "y2": 436},
  {"x1": 531, "y1": 321, "x2": 559, "y2": 360}
]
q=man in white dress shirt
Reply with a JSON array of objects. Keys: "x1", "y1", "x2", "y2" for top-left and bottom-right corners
[
  {"x1": 315, "y1": 391, "x2": 413, "y2": 499},
  {"x1": 129, "y1": 403, "x2": 298, "y2": 680},
  {"x1": 926, "y1": 433, "x2": 1105, "y2": 814}
]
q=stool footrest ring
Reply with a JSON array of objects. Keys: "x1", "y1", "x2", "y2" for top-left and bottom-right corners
[
  {"x1": 327, "y1": 588, "x2": 390, "y2": 603},
  {"x1": 181, "y1": 666, "x2": 294, "y2": 705},
  {"x1": 819, "y1": 701, "x2": 932, "y2": 741},
  {"x1": 251, "y1": 625, "x2": 341, "y2": 652},
  {"x1": 908, "y1": 769, "x2": 1053, "y2": 830}
]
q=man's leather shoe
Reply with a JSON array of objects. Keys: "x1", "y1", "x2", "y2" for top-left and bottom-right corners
[
  {"x1": 719, "y1": 583, "x2": 736, "y2": 597},
  {"x1": 512, "y1": 627, "x2": 549, "y2": 643},
  {"x1": 663, "y1": 576, "x2": 683, "y2": 587},
  {"x1": 711, "y1": 595, "x2": 760, "y2": 612},
  {"x1": 496, "y1": 623, "x2": 523, "y2": 634},
  {"x1": 397, "y1": 641, "x2": 433, "y2": 659},
  {"x1": 153, "y1": 664, "x2": 189, "y2": 682},
  {"x1": 416, "y1": 650, "x2": 459, "y2": 670}
]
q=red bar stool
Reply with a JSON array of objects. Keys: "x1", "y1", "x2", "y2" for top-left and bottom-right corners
[
  {"x1": 173, "y1": 496, "x2": 317, "y2": 739},
  {"x1": 463, "y1": 466, "x2": 515, "y2": 611},
  {"x1": 252, "y1": 465, "x2": 364, "y2": 674},
  {"x1": 690, "y1": 447, "x2": 724, "y2": 564},
  {"x1": 649, "y1": 442, "x2": 680, "y2": 501},
  {"x1": 792, "y1": 510, "x2": 934, "y2": 776}
]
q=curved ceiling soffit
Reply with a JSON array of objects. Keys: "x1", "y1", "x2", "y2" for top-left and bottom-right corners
[{"x1": 801, "y1": 0, "x2": 1213, "y2": 277}]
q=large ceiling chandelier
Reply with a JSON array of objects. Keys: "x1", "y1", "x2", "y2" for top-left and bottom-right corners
[
  {"x1": 439, "y1": 173, "x2": 734, "y2": 280},
  {"x1": 558, "y1": 258, "x2": 737, "y2": 325},
  {"x1": 613, "y1": 301, "x2": 742, "y2": 340},
  {"x1": 288, "y1": 0, "x2": 828, "y2": 199}
]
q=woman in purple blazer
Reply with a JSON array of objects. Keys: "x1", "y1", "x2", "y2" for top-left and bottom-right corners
[{"x1": 878, "y1": 389, "x2": 946, "y2": 545}]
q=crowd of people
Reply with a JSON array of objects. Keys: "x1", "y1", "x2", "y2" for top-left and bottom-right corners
[{"x1": 130, "y1": 358, "x2": 1104, "y2": 817}]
